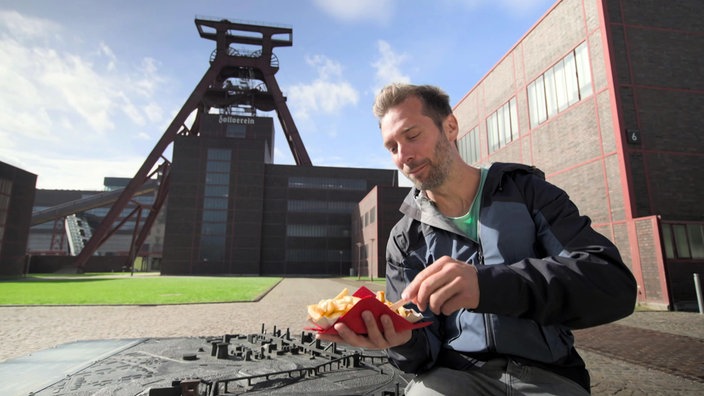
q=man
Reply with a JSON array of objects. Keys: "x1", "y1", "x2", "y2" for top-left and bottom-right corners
[{"x1": 317, "y1": 83, "x2": 637, "y2": 395}]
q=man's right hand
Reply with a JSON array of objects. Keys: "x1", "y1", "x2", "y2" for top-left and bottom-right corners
[{"x1": 402, "y1": 255, "x2": 480, "y2": 315}]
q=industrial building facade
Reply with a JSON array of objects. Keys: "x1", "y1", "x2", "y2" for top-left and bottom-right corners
[
  {"x1": 0, "y1": 161, "x2": 36, "y2": 276},
  {"x1": 161, "y1": 113, "x2": 398, "y2": 275},
  {"x1": 27, "y1": 178, "x2": 162, "y2": 272},
  {"x1": 453, "y1": 0, "x2": 703, "y2": 309},
  {"x1": 352, "y1": 186, "x2": 411, "y2": 280}
]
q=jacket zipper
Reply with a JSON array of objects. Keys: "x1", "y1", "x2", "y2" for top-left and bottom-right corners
[{"x1": 477, "y1": 223, "x2": 496, "y2": 353}]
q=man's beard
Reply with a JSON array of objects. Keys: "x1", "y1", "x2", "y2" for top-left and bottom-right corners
[{"x1": 404, "y1": 133, "x2": 454, "y2": 191}]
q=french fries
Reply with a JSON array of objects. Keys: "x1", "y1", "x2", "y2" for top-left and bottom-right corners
[
  {"x1": 307, "y1": 288, "x2": 361, "y2": 325},
  {"x1": 307, "y1": 288, "x2": 422, "y2": 329}
]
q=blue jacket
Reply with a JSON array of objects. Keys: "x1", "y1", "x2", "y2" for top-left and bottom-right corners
[{"x1": 385, "y1": 163, "x2": 637, "y2": 389}]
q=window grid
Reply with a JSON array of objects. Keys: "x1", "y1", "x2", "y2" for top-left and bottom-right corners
[
  {"x1": 200, "y1": 148, "x2": 231, "y2": 262},
  {"x1": 288, "y1": 177, "x2": 367, "y2": 191},
  {"x1": 662, "y1": 223, "x2": 704, "y2": 260},
  {"x1": 0, "y1": 178, "x2": 11, "y2": 257},
  {"x1": 486, "y1": 97, "x2": 518, "y2": 154},
  {"x1": 527, "y1": 42, "x2": 593, "y2": 129},
  {"x1": 458, "y1": 126, "x2": 480, "y2": 164}
]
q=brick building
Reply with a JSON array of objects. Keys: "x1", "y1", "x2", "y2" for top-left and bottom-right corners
[
  {"x1": 453, "y1": 0, "x2": 703, "y2": 309},
  {"x1": 352, "y1": 185, "x2": 411, "y2": 280},
  {"x1": 0, "y1": 161, "x2": 36, "y2": 276},
  {"x1": 161, "y1": 113, "x2": 399, "y2": 275}
]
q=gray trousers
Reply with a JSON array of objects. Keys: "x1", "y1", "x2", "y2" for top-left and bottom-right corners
[{"x1": 404, "y1": 358, "x2": 590, "y2": 395}]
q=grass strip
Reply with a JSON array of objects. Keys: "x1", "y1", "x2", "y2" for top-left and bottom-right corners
[{"x1": 0, "y1": 276, "x2": 281, "y2": 305}]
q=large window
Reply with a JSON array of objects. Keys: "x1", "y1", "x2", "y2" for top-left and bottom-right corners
[
  {"x1": 286, "y1": 224, "x2": 350, "y2": 237},
  {"x1": 527, "y1": 42, "x2": 593, "y2": 129},
  {"x1": 458, "y1": 126, "x2": 480, "y2": 164},
  {"x1": 0, "y1": 178, "x2": 11, "y2": 257},
  {"x1": 288, "y1": 249, "x2": 349, "y2": 262},
  {"x1": 662, "y1": 223, "x2": 704, "y2": 259},
  {"x1": 288, "y1": 200, "x2": 356, "y2": 214},
  {"x1": 288, "y1": 176, "x2": 367, "y2": 191},
  {"x1": 486, "y1": 98, "x2": 518, "y2": 154},
  {"x1": 199, "y1": 148, "x2": 231, "y2": 262}
]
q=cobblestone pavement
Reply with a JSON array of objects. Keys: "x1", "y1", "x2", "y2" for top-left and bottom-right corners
[{"x1": 1, "y1": 277, "x2": 703, "y2": 395}]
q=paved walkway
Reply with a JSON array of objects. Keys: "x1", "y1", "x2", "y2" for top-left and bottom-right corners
[{"x1": 1, "y1": 277, "x2": 703, "y2": 395}]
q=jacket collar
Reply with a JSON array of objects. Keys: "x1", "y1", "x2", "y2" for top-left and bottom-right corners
[
  {"x1": 399, "y1": 162, "x2": 544, "y2": 232},
  {"x1": 399, "y1": 188, "x2": 458, "y2": 234}
]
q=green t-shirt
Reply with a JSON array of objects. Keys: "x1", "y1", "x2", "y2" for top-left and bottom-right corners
[{"x1": 450, "y1": 168, "x2": 487, "y2": 241}]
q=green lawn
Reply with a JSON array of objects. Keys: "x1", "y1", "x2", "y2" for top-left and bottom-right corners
[{"x1": 0, "y1": 275, "x2": 281, "y2": 305}]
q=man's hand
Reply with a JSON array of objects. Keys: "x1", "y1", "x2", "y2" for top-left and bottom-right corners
[
  {"x1": 402, "y1": 256, "x2": 480, "y2": 315},
  {"x1": 315, "y1": 311, "x2": 412, "y2": 349}
]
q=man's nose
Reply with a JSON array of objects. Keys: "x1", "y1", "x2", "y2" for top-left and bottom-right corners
[{"x1": 397, "y1": 144, "x2": 414, "y2": 164}]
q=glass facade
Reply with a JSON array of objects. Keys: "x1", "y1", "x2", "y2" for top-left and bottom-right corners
[
  {"x1": 458, "y1": 126, "x2": 480, "y2": 164},
  {"x1": 287, "y1": 200, "x2": 356, "y2": 213},
  {"x1": 662, "y1": 223, "x2": 704, "y2": 260},
  {"x1": 288, "y1": 176, "x2": 367, "y2": 191},
  {"x1": 486, "y1": 98, "x2": 518, "y2": 154},
  {"x1": 199, "y1": 148, "x2": 231, "y2": 262},
  {"x1": 0, "y1": 178, "x2": 10, "y2": 257},
  {"x1": 527, "y1": 41, "x2": 593, "y2": 129}
]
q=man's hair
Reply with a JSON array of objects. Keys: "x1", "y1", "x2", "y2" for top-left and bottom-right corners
[{"x1": 372, "y1": 83, "x2": 452, "y2": 131}]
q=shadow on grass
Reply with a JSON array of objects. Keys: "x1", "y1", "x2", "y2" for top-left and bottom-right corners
[{"x1": 6, "y1": 278, "x2": 116, "y2": 284}]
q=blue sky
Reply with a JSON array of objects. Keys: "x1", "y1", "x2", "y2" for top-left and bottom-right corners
[{"x1": 0, "y1": 0, "x2": 555, "y2": 190}]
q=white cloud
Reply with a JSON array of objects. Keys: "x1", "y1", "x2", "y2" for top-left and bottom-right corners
[
  {"x1": 132, "y1": 57, "x2": 164, "y2": 98},
  {"x1": 497, "y1": 0, "x2": 553, "y2": 14},
  {"x1": 312, "y1": 0, "x2": 395, "y2": 24},
  {"x1": 0, "y1": 11, "x2": 171, "y2": 189},
  {"x1": 144, "y1": 102, "x2": 164, "y2": 123},
  {"x1": 137, "y1": 131, "x2": 151, "y2": 140},
  {"x1": 453, "y1": 0, "x2": 553, "y2": 17},
  {"x1": 0, "y1": 10, "x2": 61, "y2": 41},
  {"x1": 371, "y1": 40, "x2": 410, "y2": 92},
  {"x1": 120, "y1": 93, "x2": 146, "y2": 126},
  {"x1": 99, "y1": 42, "x2": 117, "y2": 71},
  {"x1": 286, "y1": 54, "x2": 359, "y2": 129},
  {"x1": 31, "y1": 156, "x2": 148, "y2": 191}
]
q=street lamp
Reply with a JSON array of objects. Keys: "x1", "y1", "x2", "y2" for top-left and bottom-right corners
[
  {"x1": 355, "y1": 242, "x2": 362, "y2": 280},
  {"x1": 370, "y1": 238, "x2": 375, "y2": 282},
  {"x1": 338, "y1": 250, "x2": 343, "y2": 276}
]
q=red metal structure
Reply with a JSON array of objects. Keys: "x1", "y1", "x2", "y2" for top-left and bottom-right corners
[{"x1": 73, "y1": 17, "x2": 311, "y2": 270}]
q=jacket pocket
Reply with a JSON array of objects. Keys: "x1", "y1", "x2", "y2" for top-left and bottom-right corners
[{"x1": 489, "y1": 315, "x2": 572, "y2": 363}]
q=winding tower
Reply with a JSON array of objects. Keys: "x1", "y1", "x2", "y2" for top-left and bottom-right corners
[{"x1": 73, "y1": 18, "x2": 311, "y2": 270}]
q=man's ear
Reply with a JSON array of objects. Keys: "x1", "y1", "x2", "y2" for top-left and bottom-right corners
[{"x1": 444, "y1": 114, "x2": 459, "y2": 142}]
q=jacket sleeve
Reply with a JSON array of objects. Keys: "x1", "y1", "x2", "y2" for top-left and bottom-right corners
[
  {"x1": 384, "y1": 223, "x2": 444, "y2": 374},
  {"x1": 475, "y1": 173, "x2": 637, "y2": 329}
]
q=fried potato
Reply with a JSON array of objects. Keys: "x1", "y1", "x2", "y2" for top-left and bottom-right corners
[
  {"x1": 307, "y1": 288, "x2": 360, "y2": 323},
  {"x1": 307, "y1": 288, "x2": 422, "y2": 328}
]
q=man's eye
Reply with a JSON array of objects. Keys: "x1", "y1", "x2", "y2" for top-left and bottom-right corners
[{"x1": 388, "y1": 146, "x2": 398, "y2": 154}]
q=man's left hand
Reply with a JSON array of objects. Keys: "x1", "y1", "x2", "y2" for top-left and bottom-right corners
[{"x1": 315, "y1": 310, "x2": 412, "y2": 349}]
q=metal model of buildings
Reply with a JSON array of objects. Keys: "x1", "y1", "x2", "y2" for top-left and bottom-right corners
[
  {"x1": 452, "y1": 0, "x2": 704, "y2": 310},
  {"x1": 5, "y1": 326, "x2": 410, "y2": 395}
]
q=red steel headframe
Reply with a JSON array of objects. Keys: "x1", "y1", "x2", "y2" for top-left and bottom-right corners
[{"x1": 74, "y1": 18, "x2": 311, "y2": 270}]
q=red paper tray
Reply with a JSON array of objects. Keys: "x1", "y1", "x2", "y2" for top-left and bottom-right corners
[{"x1": 308, "y1": 286, "x2": 431, "y2": 335}]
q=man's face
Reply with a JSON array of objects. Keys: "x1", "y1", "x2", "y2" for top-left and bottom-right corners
[{"x1": 380, "y1": 96, "x2": 455, "y2": 191}]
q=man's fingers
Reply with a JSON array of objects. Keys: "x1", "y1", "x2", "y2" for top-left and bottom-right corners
[
  {"x1": 414, "y1": 271, "x2": 443, "y2": 312},
  {"x1": 316, "y1": 312, "x2": 412, "y2": 350},
  {"x1": 362, "y1": 311, "x2": 386, "y2": 347},
  {"x1": 408, "y1": 259, "x2": 479, "y2": 314},
  {"x1": 402, "y1": 257, "x2": 447, "y2": 302}
]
